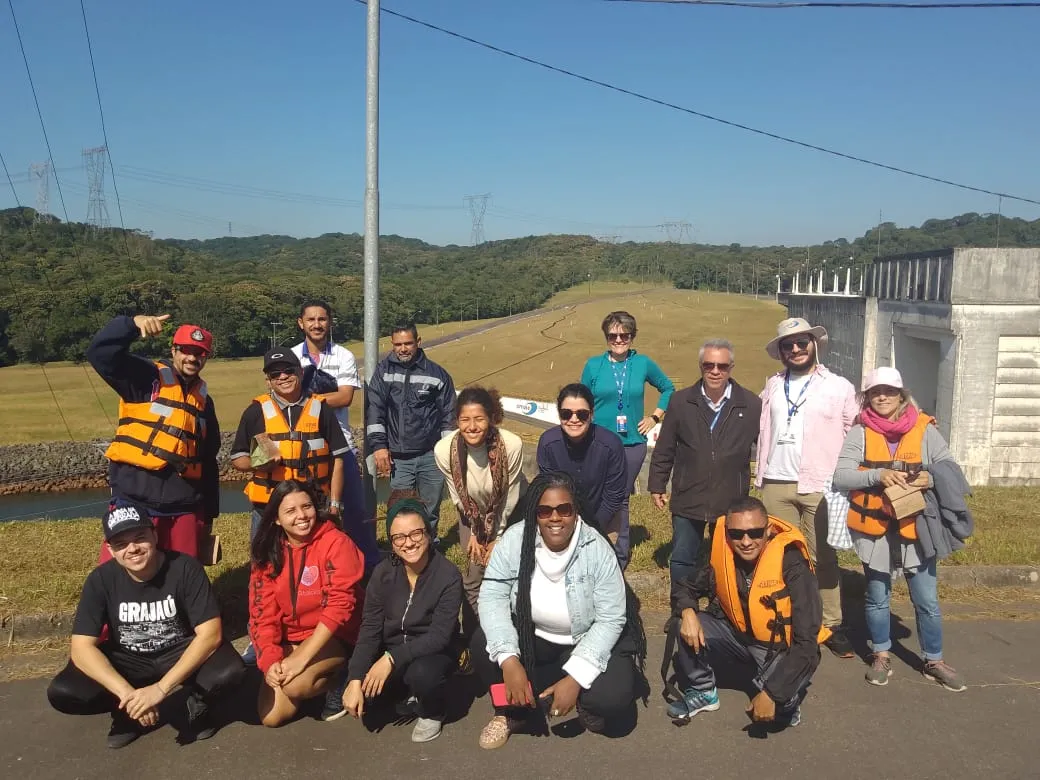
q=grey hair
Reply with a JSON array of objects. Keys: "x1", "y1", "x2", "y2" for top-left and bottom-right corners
[
  {"x1": 698, "y1": 338, "x2": 735, "y2": 363},
  {"x1": 601, "y1": 311, "x2": 638, "y2": 337}
]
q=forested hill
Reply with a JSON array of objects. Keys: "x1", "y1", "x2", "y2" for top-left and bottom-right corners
[{"x1": 0, "y1": 207, "x2": 1036, "y2": 366}]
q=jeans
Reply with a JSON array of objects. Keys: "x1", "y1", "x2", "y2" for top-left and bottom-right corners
[
  {"x1": 338, "y1": 450, "x2": 381, "y2": 571},
  {"x1": 674, "y1": 612, "x2": 812, "y2": 713},
  {"x1": 47, "y1": 641, "x2": 246, "y2": 715},
  {"x1": 390, "y1": 451, "x2": 444, "y2": 538},
  {"x1": 670, "y1": 515, "x2": 707, "y2": 594},
  {"x1": 250, "y1": 508, "x2": 264, "y2": 542},
  {"x1": 864, "y1": 558, "x2": 943, "y2": 660},
  {"x1": 613, "y1": 443, "x2": 647, "y2": 570}
]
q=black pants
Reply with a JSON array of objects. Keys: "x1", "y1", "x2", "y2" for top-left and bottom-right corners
[
  {"x1": 673, "y1": 612, "x2": 814, "y2": 712},
  {"x1": 472, "y1": 628, "x2": 636, "y2": 720},
  {"x1": 378, "y1": 652, "x2": 456, "y2": 720},
  {"x1": 47, "y1": 641, "x2": 246, "y2": 715}
]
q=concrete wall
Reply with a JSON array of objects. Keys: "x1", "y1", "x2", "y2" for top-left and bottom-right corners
[
  {"x1": 783, "y1": 295, "x2": 866, "y2": 389},
  {"x1": 951, "y1": 248, "x2": 1040, "y2": 304}
]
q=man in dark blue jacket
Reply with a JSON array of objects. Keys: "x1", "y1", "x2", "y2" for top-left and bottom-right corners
[
  {"x1": 365, "y1": 323, "x2": 456, "y2": 538},
  {"x1": 87, "y1": 313, "x2": 221, "y2": 560}
]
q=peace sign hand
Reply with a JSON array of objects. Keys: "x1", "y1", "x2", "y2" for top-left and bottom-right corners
[{"x1": 133, "y1": 314, "x2": 171, "y2": 339}]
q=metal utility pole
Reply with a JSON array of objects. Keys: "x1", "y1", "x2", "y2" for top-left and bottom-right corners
[
  {"x1": 269, "y1": 321, "x2": 282, "y2": 349},
  {"x1": 363, "y1": 0, "x2": 381, "y2": 383},
  {"x1": 30, "y1": 161, "x2": 51, "y2": 222},
  {"x1": 464, "y1": 193, "x2": 491, "y2": 246},
  {"x1": 83, "y1": 145, "x2": 110, "y2": 233}
]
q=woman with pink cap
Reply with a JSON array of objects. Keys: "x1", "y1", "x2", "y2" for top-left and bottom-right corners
[{"x1": 832, "y1": 367, "x2": 966, "y2": 692}]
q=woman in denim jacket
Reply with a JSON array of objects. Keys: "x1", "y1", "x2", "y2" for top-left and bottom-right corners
[{"x1": 472, "y1": 472, "x2": 642, "y2": 750}]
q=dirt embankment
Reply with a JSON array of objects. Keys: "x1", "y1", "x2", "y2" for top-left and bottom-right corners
[{"x1": 0, "y1": 428, "x2": 366, "y2": 495}]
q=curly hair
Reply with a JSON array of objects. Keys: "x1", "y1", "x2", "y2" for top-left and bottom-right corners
[{"x1": 454, "y1": 385, "x2": 505, "y2": 425}]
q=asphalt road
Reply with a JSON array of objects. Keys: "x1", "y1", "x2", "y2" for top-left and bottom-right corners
[{"x1": 2, "y1": 610, "x2": 1038, "y2": 780}]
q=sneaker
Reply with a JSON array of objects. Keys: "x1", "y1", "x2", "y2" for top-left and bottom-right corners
[
  {"x1": 666, "y1": 686, "x2": 720, "y2": 721},
  {"x1": 774, "y1": 705, "x2": 802, "y2": 728},
  {"x1": 320, "y1": 673, "x2": 350, "y2": 722},
  {"x1": 395, "y1": 695, "x2": 419, "y2": 718},
  {"x1": 240, "y1": 642, "x2": 257, "y2": 666},
  {"x1": 923, "y1": 660, "x2": 967, "y2": 692},
  {"x1": 823, "y1": 627, "x2": 855, "y2": 659},
  {"x1": 410, "y1": 717, "x2": 443, "y2": 743},
  {"x1": 186, "y1": 692, "x2": 217, "y2": 741},
  {"x1": 479, "y1": 715, "x2": 518, "y2": 750},
  {"x1": 577, "y1": 706, "x2": 606, "y2": 734},
  {"x1": 457, "y1": 648, "x2": 474, "y2": 677},
  {"x1": 865, "y1": 653, "x2": 893, "y2": 686},
  {"x1": 107, "y1": 711, "x2": 144, "y2": 750}
]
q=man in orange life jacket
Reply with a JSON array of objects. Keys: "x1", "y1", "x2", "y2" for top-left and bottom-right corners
[
  {"x1": 665, "y1": 496, "x2": 826, "y2": 728},
  {"x1": 230, "y1": 348, "x2": 348, "y2": 540},
  {"x1": 87, "y1": 313, "x2": 221, "y2": 560}
]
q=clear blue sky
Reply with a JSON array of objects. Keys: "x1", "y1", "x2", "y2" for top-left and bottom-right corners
[{"x1": 2, "y1": 0, "x2": 1038, "y2": 246}]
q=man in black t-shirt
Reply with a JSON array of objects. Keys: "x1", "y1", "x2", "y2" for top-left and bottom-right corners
[{"x1": 47, "y1": 502, "x2": 245, "y2": 749}]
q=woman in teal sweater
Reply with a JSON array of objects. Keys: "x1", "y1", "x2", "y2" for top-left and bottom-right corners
[{"x1": 579, "y1": 310, "x2": 674, "y2": 569}]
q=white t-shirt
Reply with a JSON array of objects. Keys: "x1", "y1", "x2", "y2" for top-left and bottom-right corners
[
  {"x1": 763, "y1": 372, "x2": 812, "y2": 482},
  {"x1": 292, "y1": 341, "x2": 361, "y2": 451}
]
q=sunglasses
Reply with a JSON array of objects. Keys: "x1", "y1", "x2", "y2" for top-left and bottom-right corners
[
  {"x1": 266, "y1": 369, "x2": 297, "y2": 380},
  {"x1": 701, "y1": 362, "x2": 732, "y2": 373},
  {"x1": 536, "y1": 503, "x2": 575, "y2": 520},
  {"x1": 725, "y1": 526, "x2": 767, "y2": 541},
  {"x1": 607, "y1": 332, "x2": 633, "y2": 343},
  {"x1": 559, "y1": 408, "x2": 591, "y2": 422},
  {"x1": 780, "y1": 338, "x2": 812, "y2": 353},
  {"x1": 176, "y1": 346, "x2": 209, "y2": 358},
  {"x1": 389, "y1": 528, "x2": 427, "y2": 547}
]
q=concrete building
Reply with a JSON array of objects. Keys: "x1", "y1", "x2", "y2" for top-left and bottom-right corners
[{"x1": 783, "y1": 247, "x2": 1040, "y2": 486}]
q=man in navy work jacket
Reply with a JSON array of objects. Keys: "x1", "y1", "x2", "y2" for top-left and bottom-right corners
[
  {"x1": 87, "y1": 313, "x2": 221, "y2": 561},
  {"x1": 365, "y1": 323, "x2": 456, "y2": 539}
]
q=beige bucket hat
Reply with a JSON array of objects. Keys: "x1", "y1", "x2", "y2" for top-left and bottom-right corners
[{"x1": 765, "y1": 317, "x2": 829, "y2": 361}]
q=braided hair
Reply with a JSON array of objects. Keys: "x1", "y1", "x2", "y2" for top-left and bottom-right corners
[{"x1": 513, "y1": 472, "x2": 648, "y2": 689}]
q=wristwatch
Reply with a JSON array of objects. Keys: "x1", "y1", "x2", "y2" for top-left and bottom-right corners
[
  {"x1": 651, "y1": 414, "x2": 661, "y2": 424},
  {"x1": 330, "y1": 500, "x2": 343, "y2": 510}
]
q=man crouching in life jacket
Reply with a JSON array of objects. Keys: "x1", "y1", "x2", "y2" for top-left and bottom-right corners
[
  {"x1": 663, "y1": 496, "x2": 829, "y2": 728},
  {"x1": 87, "y1": 313, "x2": 220, "y2": 561}
]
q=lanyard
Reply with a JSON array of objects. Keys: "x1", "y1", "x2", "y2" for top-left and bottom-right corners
[
  {"x1": 709, "y1": 401, "x2": 727, "y2": 432},
  {"x1": 783, "y1": 371, "x2": 814, "y2": 422},
  {"x1": 610, "y1": 356, "x2": 629, "y2": 411}
]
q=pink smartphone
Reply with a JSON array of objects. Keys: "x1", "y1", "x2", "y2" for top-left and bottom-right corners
[{"x1": 490, "y1": 682, "x2": 534, "y2": 708}]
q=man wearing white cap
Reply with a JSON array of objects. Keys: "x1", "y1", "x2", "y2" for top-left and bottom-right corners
[{"x1": 756, "y1": 317, "x2": 858, "y2": 658}]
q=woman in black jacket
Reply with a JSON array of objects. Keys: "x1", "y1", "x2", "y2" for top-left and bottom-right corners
[{"x1": 340, "y1": 499, "x2": 463, "y2": 742}]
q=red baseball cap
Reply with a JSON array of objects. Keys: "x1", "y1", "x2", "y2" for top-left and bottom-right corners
[{"x1": 172, "y1": 324, "x2": 213, "y2": 354}]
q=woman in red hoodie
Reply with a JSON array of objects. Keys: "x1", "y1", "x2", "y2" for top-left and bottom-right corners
[{"x1": 249, "y1": 479, "x2": 365, "y2": 727}]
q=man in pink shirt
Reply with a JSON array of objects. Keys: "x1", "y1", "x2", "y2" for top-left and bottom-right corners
[{"x1": 757, "y1": 318, "x2": 858, "y2": 658}]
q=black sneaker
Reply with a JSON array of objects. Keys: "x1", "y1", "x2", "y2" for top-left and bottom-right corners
[
  {"x1": 320, "y1": 673, "x2": 349, "y2": 722},
  {"x1": 823, "y1": 627, "x2": 855, "y2": 659},
  {"x1": 186, "y1": 692, "x2": 217, "y2": 741},
  {"x1": 107, "y1": 710, "x2": 144, "y2": 750}
]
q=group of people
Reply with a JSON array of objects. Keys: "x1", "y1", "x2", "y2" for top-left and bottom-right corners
[{"x1": 46, "y1": 305, "x2": 973, "y2": 751}]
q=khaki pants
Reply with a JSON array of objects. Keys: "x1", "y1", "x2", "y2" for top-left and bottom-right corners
[
  {"x1": 760, "y1": 480, "x2": 844, "y2": 629},
  {"x1": 457, "y1": 521, "x2": 486, "y2": 640}
]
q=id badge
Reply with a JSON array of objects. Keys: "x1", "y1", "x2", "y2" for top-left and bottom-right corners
[
  {"x1": 777, "y1": 427, "x2": 796, "y2": 445},
  {"x1": 616, "y1": 415, "x2": 628, "y2": 434}
]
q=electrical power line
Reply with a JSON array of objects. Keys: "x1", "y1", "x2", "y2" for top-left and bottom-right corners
[
  {"x1": 608, "y1": 0, "x2": 1040, "y2": 7},
  {"x1": 360, "y1": 1, "x2": 1040, "y2": 207}
]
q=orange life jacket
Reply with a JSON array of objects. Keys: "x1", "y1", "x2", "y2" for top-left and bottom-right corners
[
  {"x1": 105, "y1": 362, "x2": 207, "y2": 480},
  {"x1": 243, "y1": 393, "x2": 332, "y2": 505},
  {"x1": 709, "y1": 515, "x2": 832, "y2": 648},
  {"x1": 846, "y1": 414, "x2": 933, "y2": 540}
]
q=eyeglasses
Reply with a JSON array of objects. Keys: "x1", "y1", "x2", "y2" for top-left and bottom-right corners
[
  {"x1": 701, "y1": 362, "x2": 732, "y2": 373},
  {"x1": 780, "y1": 338, "x2": 812, "y2": 353},
  {"x1": 390, "y1": 528, "x2": 428, "y2": 547},
  {"x1": 725, "y1": 526, "x2": 767, "y2": 541},
  {"x1": 559, "y1": 408, "x2": 591, "y2": 422},
  {"x1": 266, "y1": 369, "x2": 297, "y2": 379},
  {"x1": 536, "y1": 503, "x2": 575, "y2": 520},
  {"x1": 606, "y1": 332, "x2": 633, "y2": 343}
]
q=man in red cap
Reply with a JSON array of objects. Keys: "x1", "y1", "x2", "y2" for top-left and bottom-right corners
[{"x1": 86, "y1": 313, "x2": 221, "y2": 561}]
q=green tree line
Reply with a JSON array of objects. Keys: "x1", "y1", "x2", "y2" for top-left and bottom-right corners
[{"x1": 1, "y1": 207, "x2": 1036, "y2": 366}]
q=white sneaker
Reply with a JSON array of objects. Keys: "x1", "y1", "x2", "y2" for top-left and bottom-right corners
[{"x1": 410, "y1": 717, "x2": 443, "y2": 743}]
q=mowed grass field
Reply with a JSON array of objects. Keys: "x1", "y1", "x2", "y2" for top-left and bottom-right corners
[{"x1": 0, "y1": 286, "x2": 780, "y2": 443}]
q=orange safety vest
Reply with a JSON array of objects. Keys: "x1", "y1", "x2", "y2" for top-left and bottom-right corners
[
  {"x1": 105, "y1": 362, "x2": 207, "y2": 480},
  {"x1": 709, "y1": 515, "x2": 832, "y2": 649},
  {"x1": 243, "y1": 393, "x2": 333, "y2": 505},
  {"x1": 846, "y1": 414, "x2": 933, "y2": 540}
]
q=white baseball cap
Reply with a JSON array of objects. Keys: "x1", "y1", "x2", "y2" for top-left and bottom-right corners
[{"x1": 862, "y1": 366, "x2": 904, "y2": 392}]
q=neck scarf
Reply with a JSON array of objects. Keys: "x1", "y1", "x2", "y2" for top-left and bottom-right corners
[
  {"x1": 449, "y1": 427, "x2": 508, "y2": 546},
  {"x1": 860, "y1": 403, "x2": 919, "y2": 442}
]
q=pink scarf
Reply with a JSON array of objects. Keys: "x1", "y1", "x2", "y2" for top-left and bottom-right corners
[{"x1": 859, "y1": 404, "x2": 919, "y2": 442}]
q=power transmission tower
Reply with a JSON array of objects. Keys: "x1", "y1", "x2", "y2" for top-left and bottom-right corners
[
  {"x1": 83, "y1": 145, "x2": 111, "y2": 233},
  {"x1": 29, "y1": 161, "x2": 51, "y2": 222},
  {"x1": 658, "y1": 220, "x2": 693, "y2": 243},
  {"x1": 464, "y1": 193, "x2": 491, "y2": 245}
]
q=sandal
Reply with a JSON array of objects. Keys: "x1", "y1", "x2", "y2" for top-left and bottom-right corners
[{"x1": 479, "y1": 715, "x2": 514, "y2": 750}]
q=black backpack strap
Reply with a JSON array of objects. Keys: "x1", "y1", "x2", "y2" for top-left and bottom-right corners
[{"x1": 660, "y1": 614, "x2": 687, "y2": 704}]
